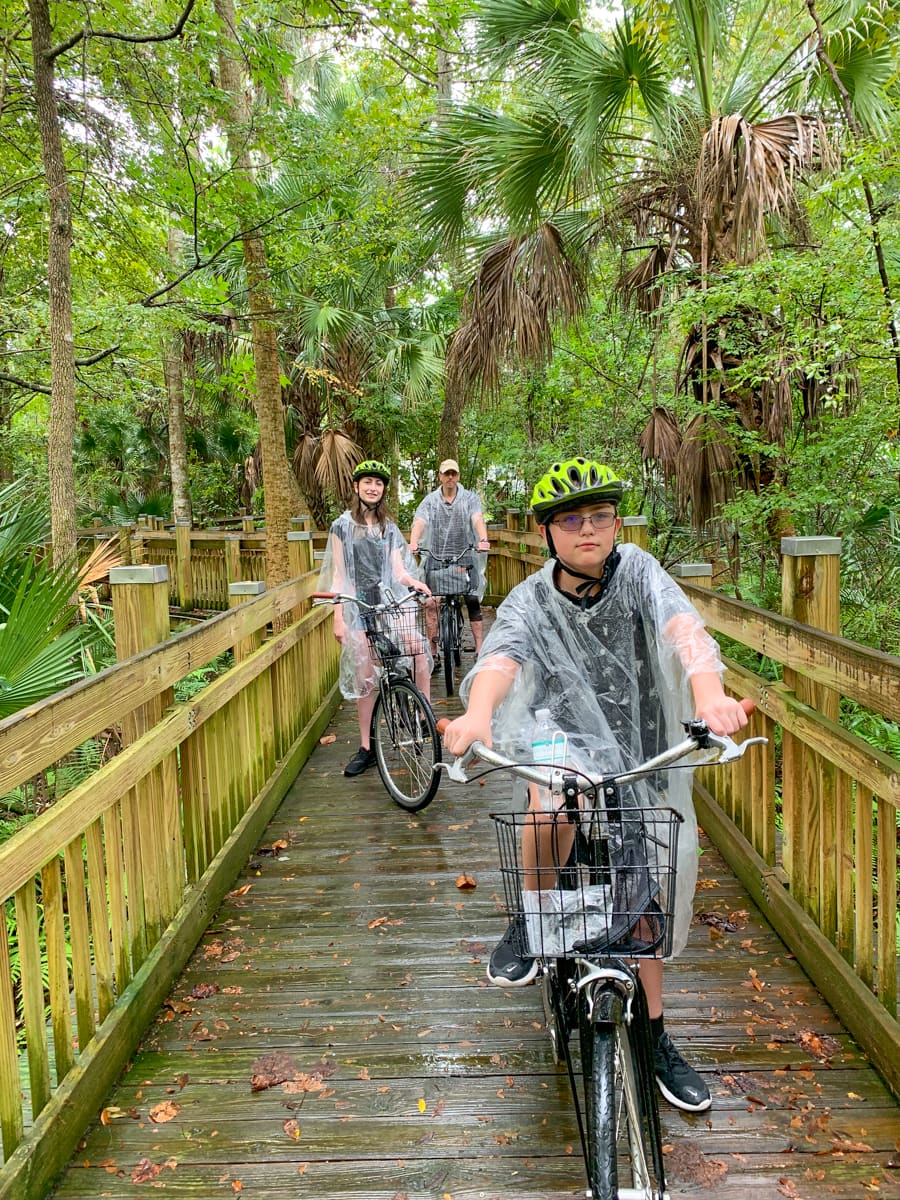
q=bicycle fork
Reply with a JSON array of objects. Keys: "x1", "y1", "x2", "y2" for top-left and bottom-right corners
[{"x1": 556, "y1": 961, "x2": 668, "y2": 1200}]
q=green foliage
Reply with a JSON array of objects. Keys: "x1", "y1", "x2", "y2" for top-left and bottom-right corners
[{"x1": 0, "y1": 482, "x2": 100, "y2": 718}]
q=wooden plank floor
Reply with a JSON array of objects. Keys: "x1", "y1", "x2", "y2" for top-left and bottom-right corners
[{"x1": 52, "y1": 638, "x2": 900, "y2": 1199}]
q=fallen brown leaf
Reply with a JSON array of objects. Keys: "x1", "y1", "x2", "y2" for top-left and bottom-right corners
[
  {"x1": 319, "y1": 734, "x2": 337, "y2": 745},
  {"x1": 455, "y1": 873, "x2": 477, "y2": 891},
  {"x1": 148, "y1": 1101, "x2": 180, "y2": 1124}
]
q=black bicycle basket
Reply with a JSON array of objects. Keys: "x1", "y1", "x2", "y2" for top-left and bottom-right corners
[
  {"x1": 492, "y1": 806, "x2": 680, "y2": 960},
  {"x1": 364, "y1": 601, "x2": 428, "y2": 669}
]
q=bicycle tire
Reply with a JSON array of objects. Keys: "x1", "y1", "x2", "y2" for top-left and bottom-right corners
[
  {"x1": 578, "y1": 991, "x2": 663, "y2": 1200},
  {"x1": 581, "y1": 1014, "x2": 618, "y2": 1200},
  {"x1": 372, "y1": 680, "x2": 441, "y2": 811},
  {"x1": 439, "y1": 602, "x2": 455, "y2": 696}
]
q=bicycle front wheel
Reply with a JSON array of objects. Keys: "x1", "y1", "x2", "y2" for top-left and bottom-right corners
[
  {"x1": 372, "y1": 680, "x2": 441, "y2": 811},
  {"x1": 439, "y1": 602, "x2": 455, "y2": 696},
  {"x1": 579, "y1": 999, "x2": 662, "y2": 1200}
]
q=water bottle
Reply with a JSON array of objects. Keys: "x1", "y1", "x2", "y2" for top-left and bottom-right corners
[{"x1": 531, "y1": 708, "x2": 563, "y2": 766}]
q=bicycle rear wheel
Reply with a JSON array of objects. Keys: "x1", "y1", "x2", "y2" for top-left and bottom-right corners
[
  {"x1": 579, "y1": 988, "x2": 663, "y2": 1200},
  {"x1": 439, "y1": 602, "x2": 456, "y2": 696},
  {"x1": 372, "y1": 680, "x2": 441, "y2": 811}
]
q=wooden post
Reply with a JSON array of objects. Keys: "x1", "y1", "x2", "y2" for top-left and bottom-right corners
[
  {"x1": 241, "y1": 516, "x2": 256, "y2": 534},
  {"x1": 174, "y1": 520, "x2": 194, "y2": 611},
  {"x1": 225, "y1": 534, "x2": 242, "y2": 586},
  {"x1": 780, "y1": 537, "x2": 841, "y2": 937},
  {"x1": 109, "y1": 566, "x2": 178, "y2": 963},
  {"x1": 118, "y1": 523, "x2": 134, "y2": 567},
  {"x1": 288, "y1": 531, "x2": 313, "y2": 622},
  {"x1": 505, "y1": 508, "x2": 522, "y2": 531},
  {"x1": 291, "y1": 514, "x2": 312, "y2": 533},
  {"x1": 670, "y1": 562, "x2": 712, "y2": 589},
  {"x1": 621, "y1": 515, "x2": 649, "y2": 551}
]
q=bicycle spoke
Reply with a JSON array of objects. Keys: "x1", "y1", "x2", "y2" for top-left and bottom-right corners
[{"x1": 372, "y1": 681, "x2": 441, "y2": 811}]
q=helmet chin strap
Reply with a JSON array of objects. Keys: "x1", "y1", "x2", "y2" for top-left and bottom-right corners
[{"x1": 546, "y1": 528, "x2": 620, "y2": 608}]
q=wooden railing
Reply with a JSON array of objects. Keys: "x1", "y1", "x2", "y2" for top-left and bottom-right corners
[
  {"x1": 0, "y1": 551, "x2": 340, "y2": 1197},
  {"x1": 487, "y1": 524, "x2": 900, "y2": 1098}
]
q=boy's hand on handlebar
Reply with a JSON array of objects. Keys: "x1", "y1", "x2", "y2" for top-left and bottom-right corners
[
  {"x1": 442, "y1": 713, "x2": 492, "y2": 756},
  {"x1": 695, "y1": 694, "x2": 749, "y2": 736}
]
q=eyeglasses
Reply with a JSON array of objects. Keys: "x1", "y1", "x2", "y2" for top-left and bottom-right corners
[{"x1": 550, "y1": 511, "x2": 618, "y2": 532}]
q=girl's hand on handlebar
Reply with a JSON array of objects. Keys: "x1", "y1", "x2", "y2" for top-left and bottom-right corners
[{"x1": 409, "y1": 578, "x2": 431, "y2": 596}]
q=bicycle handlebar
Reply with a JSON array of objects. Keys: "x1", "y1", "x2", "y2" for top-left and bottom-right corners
[
  {"x1": 435, "y1": 698, "x2": 765, "y2": 787},
  {"x1": 311, "y1": 589, "x2": 426, "y2": 612}
]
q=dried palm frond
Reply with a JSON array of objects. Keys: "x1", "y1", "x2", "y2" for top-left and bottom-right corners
[
  {"x1": 314, "y1": 429, "x2": 362, "y2": 500},
  {"x1": 639, "y1": 407, "x2": 682, "y2": 485},
  {"x1": 77, "y1": 538, "x2": 123, "y2": 590},
  {"x1": 676, "y1": 412, "x2": 738, "y2": 529},
  {"x1": 447, "y1": 221, "x2": 589, "y2": 399},
  {"x1": 617, "y1": 245, "x2": 671, "y2": 312},
  {"x1": 698, "y1": 113, "x2": 835, "y2": 264}
]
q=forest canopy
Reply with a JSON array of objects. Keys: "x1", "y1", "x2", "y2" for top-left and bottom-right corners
[{"x1": 1, "y1": 0, "x2": 898, "y2": 648}]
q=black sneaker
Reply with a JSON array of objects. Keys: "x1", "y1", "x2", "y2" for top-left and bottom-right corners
[
  {"x1": 654, "y1": 1032, "x2": 711, "y2": 1111},
  {"x1": 344, "y1": 746, "x2": 377, "y2": 777},
  {"x1": 431, "y1": 654, "x2": 442, "y2": 675},
  {"x1": 486, "y1": 916, "x2": 538, "y2": 987}
]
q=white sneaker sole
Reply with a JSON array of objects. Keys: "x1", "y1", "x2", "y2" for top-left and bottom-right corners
[
  {"x1": 486, "y1": 959, "x2": 539, "y2": 988},
  {"x1": 656, "y1": 1076, "x2": 711, "y2": 1112}
]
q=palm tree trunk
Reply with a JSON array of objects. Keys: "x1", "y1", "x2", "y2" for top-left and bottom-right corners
[
  {"x1": 214, "y1": 0, "x2": 295, "y2": 586},
  {"x1": 28, "y1": 0, "x2": 77, "y2": 568}
]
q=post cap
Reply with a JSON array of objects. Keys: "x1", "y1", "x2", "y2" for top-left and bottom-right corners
[
  {"x1": 287, "y1": 531, "x2": 313, "y2": 541},
  {"x1": 780, "y1": 536, "x2": 842, "y2": 557},
  {"x1": 671, "y1": 563, "x2": 713, "y2": 578},
  {"x1": 109, "y1": 565, "x2": 169, "y2": 585},
  {"x1": 229, "y1": 581, "x2": 266, "y2": 596},
  {"x1": 621, "y1": 516, "x2": 648, "y2": 526}
]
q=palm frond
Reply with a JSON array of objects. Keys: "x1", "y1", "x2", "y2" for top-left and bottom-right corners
[
  {"x1": 675, "y1": 411, "x2": 737, "y2": 528},
  {"x1": 314, "y1": 429, "x2": 362, "y2": 500},
  {"x1": 698, "y1": 113, "x2": 834, "y2": 263},
  {"x1": 639, "y1": 407, "x2": 682, "y2": 485},
  {"x1": 77, "y1": 538, "x2": 123, "y2": 590},
  {"x1": 447, "y1": 221, "x2": 589, "y2": 398},
  {"x1": 475, "y1": 0, "x2": 583, "y2": 71}
]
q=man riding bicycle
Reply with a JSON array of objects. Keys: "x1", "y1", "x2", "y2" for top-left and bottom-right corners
[
  {"x1": 442, "y1": 456, "x2": 747, "y2": 1113},
  {"x1": 409, "y1": 458, "x2": 490, "y2": 661}
]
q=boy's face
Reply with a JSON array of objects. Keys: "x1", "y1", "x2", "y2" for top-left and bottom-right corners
[{"x1": 540, "y1": 501, "x2": 621, "y2": 574}]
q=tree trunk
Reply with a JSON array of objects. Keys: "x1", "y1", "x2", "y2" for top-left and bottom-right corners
[
  {"x1": 214, "y1": 0, "x2": 296, "y2": 587},
  {"x1": 437, "y1": 381, "x2": 465, "y2": 465},
  {"x1": 162, "y1": 229, "x2": 192, "y2": 524},
  {"x1": 28, "y1": 0, "x2": 77, "y2": 568}
]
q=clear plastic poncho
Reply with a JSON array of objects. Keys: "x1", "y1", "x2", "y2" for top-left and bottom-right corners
[
  {"x1": 460, "y1": 544, "x2": 725, "y2": 956},
  {"x1": 414, "y1": 485, "x2": 486, "y2": 601},
  {"x1": 318, "y1": 511, "x2": 429, "y2": 699}
]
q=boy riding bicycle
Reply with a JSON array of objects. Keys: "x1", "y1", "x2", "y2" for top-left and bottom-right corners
[{"x1": 442, "y1": 457, "x2": 747, "y2": 1113}]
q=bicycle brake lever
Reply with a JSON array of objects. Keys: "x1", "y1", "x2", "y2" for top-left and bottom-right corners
[
  {"x1": 705, "y1": 730, "x2": 769, "y2": 763},
  {"x1": 435, "y1": 746, "x2": 478, "y2": 783}
]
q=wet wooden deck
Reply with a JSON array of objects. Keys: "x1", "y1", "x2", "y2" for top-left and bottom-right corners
[{"x1": 53, "y1": 644, "x2": 900, "y2": 1199}]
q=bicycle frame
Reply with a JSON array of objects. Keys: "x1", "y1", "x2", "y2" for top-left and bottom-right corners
[
  {"x1": 438, "y1": 709, "x2": 766, "y2": 1200},
  {"x1": 312, "y1": 589, "x2": 442, "y2": 810}
]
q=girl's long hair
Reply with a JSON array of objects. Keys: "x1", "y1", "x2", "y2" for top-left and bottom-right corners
[{"x1": 350, "y1": 489, "x2": 392, "y2": 532}]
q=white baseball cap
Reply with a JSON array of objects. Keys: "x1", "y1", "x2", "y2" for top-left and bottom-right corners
[{"x1": 439, "y1": 459, "x2": 460, "y2": 474}]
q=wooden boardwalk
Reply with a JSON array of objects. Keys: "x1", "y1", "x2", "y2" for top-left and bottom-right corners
[{"x1": 52, "y1": 656, "x2": 900, "y2": 1199}]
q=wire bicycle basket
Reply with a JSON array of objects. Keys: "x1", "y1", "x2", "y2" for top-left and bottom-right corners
[
  {"x1": 492, "y1": 806, "x2": 680, "y2": 960},
  {"x1": 364, "y1": 600, "x2": 430, "y2": 670},
  {"x1": 425, "y1": 562, "x2": 472, "y2": 596}
]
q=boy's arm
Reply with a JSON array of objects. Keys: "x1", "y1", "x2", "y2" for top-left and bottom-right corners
[
  {"x1": 664, "y1": 612, "x2": 747, "y2": 736},
  {"x1": 442, "y1": 657, "x2": 519, "y2": 754}
]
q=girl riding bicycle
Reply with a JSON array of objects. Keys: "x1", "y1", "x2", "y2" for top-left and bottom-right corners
[
  {"x1": 442, "y1": 456, "x2": 748, "y2": 1113},
  {"x1": 318, "y1": 460, "x2": 431, "y2": 777}
]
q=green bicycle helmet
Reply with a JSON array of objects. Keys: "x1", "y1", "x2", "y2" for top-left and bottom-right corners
[
  {"x1": 352, "y1": 459, "x2": 391, "y2": 484},
  {"x1": 531, "y1": 457, "x2": 624, "y2": 522}
]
